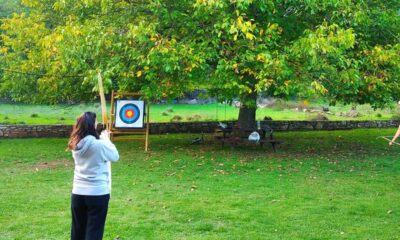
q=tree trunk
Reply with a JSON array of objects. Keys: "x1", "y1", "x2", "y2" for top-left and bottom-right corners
[{"x1": 238, "y1": 92, "x2": 257, "y2": 129}]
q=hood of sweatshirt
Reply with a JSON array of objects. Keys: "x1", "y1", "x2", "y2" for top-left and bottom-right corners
[{"x1": 73, "y1": 135, "x2": 96, "y2": 157}]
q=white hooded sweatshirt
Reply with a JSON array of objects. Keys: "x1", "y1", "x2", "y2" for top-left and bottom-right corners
[{"x1": 72, "y1": 135, "x2": 119, "y2": 195}]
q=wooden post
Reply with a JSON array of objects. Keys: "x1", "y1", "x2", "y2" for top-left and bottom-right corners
[
  {"x1": 110, "y1": 91, "x2": 115, "y2": 140},
  {"x1": 145, "y1": 102, "x2": 150, "y2": 151}
]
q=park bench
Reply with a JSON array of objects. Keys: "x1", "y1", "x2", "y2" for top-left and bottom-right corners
[{"x1": 215, "y1": 122, "x2": 282, "y2": 152}]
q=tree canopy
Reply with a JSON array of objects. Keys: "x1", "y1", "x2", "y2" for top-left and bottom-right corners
[{"x1": 0, "y1": 0, "x2": 399, "y2": 125}]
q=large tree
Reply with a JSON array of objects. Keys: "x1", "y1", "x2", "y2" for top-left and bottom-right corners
[
  {"x1": 190, "y1": 1, "x2": 400, "y2": 128},
  {"x1": 0, "y1": 0, "x2": 399, "y2": 127}
]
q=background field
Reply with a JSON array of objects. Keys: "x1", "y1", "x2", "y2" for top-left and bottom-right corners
[
  {"x1": 0, "y1": 100, "x2": 399, "y2": 124},
  {"x1": 1, "y1": 129, "x2": 399, "y2": 239}
]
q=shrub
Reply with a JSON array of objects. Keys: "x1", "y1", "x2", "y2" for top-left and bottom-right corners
[
  {"x1": 310, "y1": 113, "x2": 329, "y2": 121},
  {"x1": 170, "y1": 115, "x2": 183, "y2": 122},
  {"x1": 263, "y1": 116, "x2": 272, "y2": 121},
  {"x1": 192, "y1": 114, "x2": 202, "y2": 121},
  {"x1": 166, "y1": 107, "x2": 174, "y2": 113},
  {"x1": 376, "y1": 113, "x2": 382, "y2": 118},
  {"x1": 161, "y1": 112, "x2": 169, "y2": 116},
  {"x1": 391, "y1": 114, "x2": 400, "y2": 120},
  {"x1": 30, "y1": 113, "x2": 39, "y2": 118}
]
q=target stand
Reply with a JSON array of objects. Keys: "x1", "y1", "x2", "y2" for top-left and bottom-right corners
[{"x1": 109, "y1": 91, "x2": 150, "y2": 151}]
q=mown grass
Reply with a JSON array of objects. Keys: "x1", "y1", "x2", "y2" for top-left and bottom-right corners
[
  {"x1": 1, "y1": 128, "x2": 400, "y2": 239},
  {"x1": 0, "y1": 101, "x2": 398, "y2": 124}
]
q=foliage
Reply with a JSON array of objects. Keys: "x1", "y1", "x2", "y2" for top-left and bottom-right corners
[{"x1": 0, "y1": 0, "x2": 399, "y2": 112}]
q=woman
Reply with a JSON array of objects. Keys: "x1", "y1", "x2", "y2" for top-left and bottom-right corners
[{"x1": 67, "y1": 112, "x2": 119, "y2": 240}]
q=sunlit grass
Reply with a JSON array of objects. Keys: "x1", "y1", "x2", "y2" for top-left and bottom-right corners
[{"x1": 0, "y1": 101, "x2": 398, "y2": 124}]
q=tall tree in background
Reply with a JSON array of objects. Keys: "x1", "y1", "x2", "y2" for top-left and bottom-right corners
[
  {"x1": 0, "y1": 0, "x2": 399, "y2": 127},
  {"x1": 192, "y1": 0, "x2": 400, "y2": 128}
]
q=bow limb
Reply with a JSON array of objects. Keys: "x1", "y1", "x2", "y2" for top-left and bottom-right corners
[
  {"x1": 97, "y1": 71, "x2": 112, "y2": 194},
  {"x1": 97, "y1": 71, "x2": 109, "y2": 130}
]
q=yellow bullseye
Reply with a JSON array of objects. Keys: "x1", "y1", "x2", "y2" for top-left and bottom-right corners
[{"x1": 126, "y1": 110, "x2": 133, "y2": 117}]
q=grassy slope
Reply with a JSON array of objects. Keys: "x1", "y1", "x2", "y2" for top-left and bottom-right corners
[
  {"x1": 0, "y1": 129, "x2": 399, "y2": 239},
  {"x1": 0, "y1": 102, "x2": 397, "y2": 124}
]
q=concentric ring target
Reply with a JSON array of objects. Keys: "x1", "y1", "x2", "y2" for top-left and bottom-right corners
[{"x1": 119, "y1": 103, "x2": 140, "y2": 124}]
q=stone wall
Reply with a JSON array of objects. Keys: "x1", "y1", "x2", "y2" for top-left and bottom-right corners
[
  {"x1": 0, "y1": 124, "x2": 71, "y2": 138},
  {"x1": 1, "y1": 120, "x2": 400, "y2": 138}
]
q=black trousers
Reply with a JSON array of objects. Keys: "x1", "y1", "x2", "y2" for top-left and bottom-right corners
[{"x1": 71, "y1": 194, "x2": 110, "y2": 240}]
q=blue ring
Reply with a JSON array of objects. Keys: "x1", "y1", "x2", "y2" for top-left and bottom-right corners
[{"x1": 119, "y1": 103, "x2": 140, "y2": 124}]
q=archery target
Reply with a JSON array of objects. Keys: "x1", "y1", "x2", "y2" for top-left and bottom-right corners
[{"x1": 115, "y1": 100, "x2": 145, "y2": 128}]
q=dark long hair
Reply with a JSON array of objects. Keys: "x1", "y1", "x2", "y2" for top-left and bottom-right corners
[{"x1": 67, "y1": 112, "x2": 99, "y2": 151}]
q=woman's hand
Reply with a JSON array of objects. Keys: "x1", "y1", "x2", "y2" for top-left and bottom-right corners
[
  {"x1": 389, "y1": 140, "x2": 394, "y2": 146},
  {"x1": 100, "y1": 130, "x2": 110, "y2": 140}
]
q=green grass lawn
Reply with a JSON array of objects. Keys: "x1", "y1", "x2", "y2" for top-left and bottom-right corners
[
  {"x1": 0, "y1": 101, "x2": 398, "y2": 124},
  {"x1": 1, "y1": 129, "x2": 400, "y2": 239}
]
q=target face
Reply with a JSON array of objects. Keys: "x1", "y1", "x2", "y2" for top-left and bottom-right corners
[
  {"x1": 120, "y1": 104, "x2": 140, "y2": 124},
  {"x1": 115, "y1": 100, "x2": 145, "y2": 128}
]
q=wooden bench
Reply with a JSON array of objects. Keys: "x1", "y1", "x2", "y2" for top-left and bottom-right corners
[{"x1": 215, "y1": 123, "x2": 282, "y2": 152}]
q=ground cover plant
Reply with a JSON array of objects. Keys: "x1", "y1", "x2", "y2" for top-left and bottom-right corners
[
  {"x1": 1, "y1": 128, "x2": 399, "y2": 239},
  {"x1": 0, "y1": 101, "x2": 398, "y2": 124}
]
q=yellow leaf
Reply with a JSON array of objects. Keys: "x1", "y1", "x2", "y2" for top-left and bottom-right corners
[
  {"x1": 144, "y1": 66, "x2": 149, "y2": 70},
  {"x1": 0, "y1": 47, "x2": 8, "y2": 54},
  {"x1": 256, "y1": 54, "x2": 265, "y2": 62},
  {"x1": 237, "y1": 16, "x2": 243, "y2": 27},
  {"x1": 245, "y1": 32, "x2": 254, "y2": 40},
  {"x1": 136, "y1": 71, "x2": 142, "y2": 77}
]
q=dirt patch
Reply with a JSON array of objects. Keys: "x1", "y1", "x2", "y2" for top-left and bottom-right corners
[{"x1": 34, "y1": 159, "x2": 72, "y2": 171}]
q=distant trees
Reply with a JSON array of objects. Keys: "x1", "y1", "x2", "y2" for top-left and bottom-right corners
[{"x1": 0, "y1": 0, "x2": 25, "y2": 18}]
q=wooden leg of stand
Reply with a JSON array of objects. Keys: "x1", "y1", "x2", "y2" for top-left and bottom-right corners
[{"x1": 145, "y1": 137, "x2": 148, "y2": 152}]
